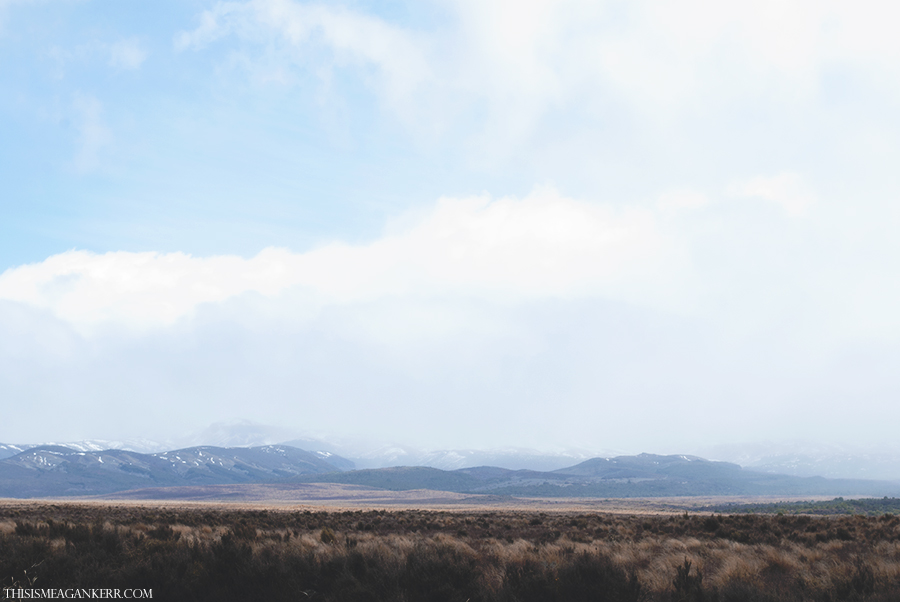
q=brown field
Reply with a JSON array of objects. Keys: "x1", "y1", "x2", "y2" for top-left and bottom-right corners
[
  {"x1": 63, "y1": 482, "x2": 855, "y2": 512},
  {"x1": 2, "y1": 496, "x2": 898, "y2": 601}
]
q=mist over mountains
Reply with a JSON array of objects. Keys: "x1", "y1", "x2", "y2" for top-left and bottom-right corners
[
  {"x1": 5, "y1": 420, "x2": 900, "y2": 484},
  {"x1": 696, "y1": 442, "x2": 900, "y2": 482},
  {"x1": 2, "y1": 432, "x2": 899, "y2": 499}
]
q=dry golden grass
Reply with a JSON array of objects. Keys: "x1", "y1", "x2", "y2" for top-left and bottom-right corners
[{"x1": 2, "y1": 500, "x2": 898, "y2": 601}]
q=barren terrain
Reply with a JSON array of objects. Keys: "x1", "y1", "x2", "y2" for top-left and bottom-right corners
[{"x1": 3, "y1": 496, "x2": 899, "y2": 601}]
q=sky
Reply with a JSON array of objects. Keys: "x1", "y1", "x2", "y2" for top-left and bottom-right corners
[{"x1": 2, "y1": 0, "x2": 900, "y2": 455}]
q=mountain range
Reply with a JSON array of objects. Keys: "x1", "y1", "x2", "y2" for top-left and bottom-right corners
[
  {"x1": 14, "y1": 421, "x2": 900, "y2": 481},
  {"x1": 1, "y1": 443, "x2": 899, "y2": 499},
  {"x1": 0, "y1": 444, "x2": 346, "y2": 497},
  {"x1": 294, "y1": 453, "x2": 900, "y2": 498}
]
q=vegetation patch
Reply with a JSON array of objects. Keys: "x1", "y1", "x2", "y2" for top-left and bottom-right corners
[
  {"x1": 2, "y1": 503, "x2": 900, "y2": 601},
  {"x1": 700, "y1": 497, "x2": 900, "y2": 516}
]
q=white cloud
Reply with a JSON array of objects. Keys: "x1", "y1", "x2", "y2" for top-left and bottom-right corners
[
  {"x1": 0, "y1": 188, "x2": 680, "y2": 333},
  {"x1": 257, "y1": 1, "x2": 431, "y2": 104},
  {"x1": 176, "y1": 0, "x2": 430, "y2": 114},
  {"x1": 657, "y1": 189, "x2": 708, "y2": 212},
  {"x1": 728, "y1": 172, "x2": 816, "y2": 217},
  {"x1": 108, "y1": 38, "x2": 147, "y2": 70},
  {"x1": 174, "y1": 1, "x2": 244, "y2": 51},
  {"x1": 174, "y1": 0, "x2": 900, "y2": 146}
]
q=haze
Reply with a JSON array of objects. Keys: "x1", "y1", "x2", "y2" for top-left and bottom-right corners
[{"x1": 2, "y1": 1, "x2": 900, "y2": 459}]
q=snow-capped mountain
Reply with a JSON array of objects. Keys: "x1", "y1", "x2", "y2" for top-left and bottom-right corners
[
  {"x1": 0, "y1": 444, "x2": 352, "y2": 497},
  {"x1": 0, "y1": 443, "x2": 28, "y2": 460}
]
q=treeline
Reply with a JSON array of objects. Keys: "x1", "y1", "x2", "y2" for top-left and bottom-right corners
[
  {"x1": 2, "y1": 504, "x2": 900, "y2": 601},
  {"x1": 701, "y1": 497, "x2": 900, "y2": 516}
]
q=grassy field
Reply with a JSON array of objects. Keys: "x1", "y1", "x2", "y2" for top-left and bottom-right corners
[
  {"x1": 2, "y1": 499, "x2": 899, "y2": 601},
  {"x1": 80, "y1": 482, "x2": 863, "y2": 513}
]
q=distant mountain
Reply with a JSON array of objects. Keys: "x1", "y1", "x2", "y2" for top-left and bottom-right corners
[
  {"x1": 307, "y1": 450, "x2": 355, "y2": 471},
  {"x1": 184, "y1": 420, "x2": 300, "y2": 449},
  {"x1": 295, "y1": 466, "x2": 487, "y2": 492},
  {"x1": 0, "y1": 445, "x2": 350, "y2": 498},
  {"x1": 0, "y1": 444, "x2": 28, "y2": 460},
  {"x1": 280, "y1": 439, "x2": 604, "y2": 471},
  {"x1": 388, "y1": 448, "x2": 599, "y2": 472},
  {"x1": 4, "y1": 447, "x2": 899, "y2": 500},
  {"x1": 748, "y1": 453, "x2": 900, "y2": 481},
  {"x1": 697, "y1": 442, "x2": 900, "y2": 481},
  {"x1": 0, "y1": 439, "x2": 167, "y2": 458},
  {"x1": 556, "y1": 453, "x2": 743, "y2": 479},
  {"x1": 297, "y1": 453, "x2": 900, "y2": 498},
  {"x1": 42, "y1": 439, "x2": 169, "y2": 454}
]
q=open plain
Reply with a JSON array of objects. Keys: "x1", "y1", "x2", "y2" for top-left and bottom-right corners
[{"x1": 2, "y1": 496, "x2": 899, "y2": 601}]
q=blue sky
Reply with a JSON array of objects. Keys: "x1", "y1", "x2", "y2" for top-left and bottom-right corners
[{"x1": 2, "y1": 0, "x2": 900, "y2": 454}]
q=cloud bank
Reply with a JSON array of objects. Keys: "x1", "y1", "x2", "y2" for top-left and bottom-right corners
[
  {"x1": 0, "y1": 189, "x2": 679, "y2": 332},
  {"x1": 174, "y1": 0, "x2": 900, "y2": 147}
]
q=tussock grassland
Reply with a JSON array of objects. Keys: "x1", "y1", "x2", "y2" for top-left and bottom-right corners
[{"x1": 2, "y1": 503, "x2": 899, "y2": 601}]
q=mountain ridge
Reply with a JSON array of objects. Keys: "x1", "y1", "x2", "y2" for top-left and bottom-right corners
[
  {"x1": 296, "y1": 453, "x2": 900, "y2": 498},
  {"x1": 2, "y1": 444, "x2": 898, "y2": 499},
  {"x1": 0, "y1": 444, "x2": 351, "y2": 498}
]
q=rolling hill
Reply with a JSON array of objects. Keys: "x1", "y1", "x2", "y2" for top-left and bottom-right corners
[
  {"x1": 297, "y1": 453, "x2": 900, "y2": 498},
  {"x1": 2, "y1": 445, "x2": 899, "y2": 499},
  {"x1": 0, "y1": 444, "x2": 351, "y2": 497}
]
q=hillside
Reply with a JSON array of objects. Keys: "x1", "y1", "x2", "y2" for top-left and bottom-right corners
[
  {"x1": 0, "y1": 445, "x2": 350, "y2": 497},
  {"x1": 2, "y1": 446, "x2": 899, "y2": 499},
  {"x1": 299, "y1": 453, "x2": 900, "y2": 498}
]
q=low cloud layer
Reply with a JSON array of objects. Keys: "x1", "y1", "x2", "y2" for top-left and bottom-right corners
[
  {"x1": 3, "y1": 184, "x2": 900, "y2": 451},
  {"x1": 0, "y1": 189, "x2": 679, "y2": 332}
]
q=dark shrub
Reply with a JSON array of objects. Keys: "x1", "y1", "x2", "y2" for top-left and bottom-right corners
[{"x1": 673, "y1": 559, "x2": 705, "y2": 602}]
